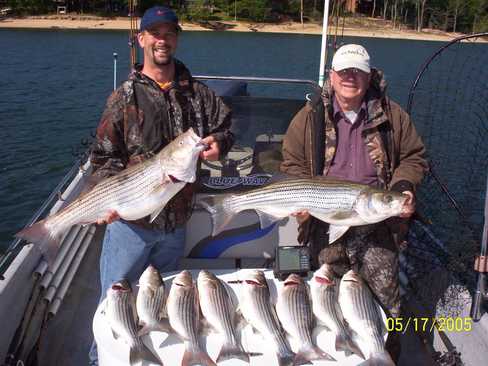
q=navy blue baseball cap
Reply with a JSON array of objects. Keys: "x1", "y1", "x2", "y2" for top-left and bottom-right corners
[{"x1": 140, "y1": 6, "x2": 181, "y2": 32}]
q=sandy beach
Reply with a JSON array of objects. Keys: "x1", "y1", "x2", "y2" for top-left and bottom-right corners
[{"x1": 0, "y1": 15, "x2": 467, "y2": 42}]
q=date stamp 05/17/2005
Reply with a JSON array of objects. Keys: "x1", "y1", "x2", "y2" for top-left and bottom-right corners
[{"x1": 385, "y1": 317, "x2": 473, "y2": 333}]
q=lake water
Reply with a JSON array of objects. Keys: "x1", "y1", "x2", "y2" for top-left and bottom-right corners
[{"x1": 0, "y1": 29, "x2": 485, "y2": 253}]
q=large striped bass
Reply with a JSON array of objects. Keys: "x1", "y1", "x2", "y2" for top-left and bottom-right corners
[
  {"x1": 310, "y1": 264, "x2": 364, "y2": 359},
  {"x1": 197, "y1": 270, "x2": 250, "y2": 363},
  {"x1": 276, "y1": 273, "x2": 335, "y2": 364},
  {"x1": 105, "y1": 280, "x2": 163, "y2": 366},
  {"x1": 16, "y1": 128, "x2": 206, "y2": 264},
  {"x1": 136, "y1": 265, "x2": 169, "y2": 335},
  {"x1": 166, "y1": 270, "x2": 217, "y2": 366},
  {"x1": 199, "y1": 176, "x2": 408, "y2": 243},
  {"x1": 338, "y1": 270, "x2": 395, "y2": 366},
  {"x1": 239, "y1": 270, "x2": 295, "y2": 366}
]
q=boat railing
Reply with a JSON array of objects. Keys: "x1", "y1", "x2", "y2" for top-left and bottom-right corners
[
  {"x1": 194, "y1": 74, "x2": 320, "y2": 89},
  {"x1": 0, "y1": 161, "x2": 88, "y2": 280}
]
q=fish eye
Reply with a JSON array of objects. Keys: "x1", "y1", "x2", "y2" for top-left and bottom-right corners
[{"x1": 384, "y1": 195, "x2": 393, "y2": 203}]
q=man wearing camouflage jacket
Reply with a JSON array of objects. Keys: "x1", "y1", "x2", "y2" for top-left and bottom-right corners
[
  {"x1": 281, "y1": 44, "x2": 427, "y2": 361},
  {"x1": 88, "y1": 6, "x2": 233, "y2": 364}
]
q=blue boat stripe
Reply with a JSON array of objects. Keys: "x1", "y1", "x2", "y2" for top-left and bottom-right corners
[{"x1": 198, "y1": 223, "x2": 276, "y2": 258}]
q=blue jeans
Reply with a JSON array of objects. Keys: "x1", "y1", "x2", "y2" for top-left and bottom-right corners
[{"x1": 89, "y1": 220, "x2": 185, "y2": 364}]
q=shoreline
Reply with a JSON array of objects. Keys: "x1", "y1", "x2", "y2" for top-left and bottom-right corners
[{"x1": 0, "y1": 15, "x2": 469, "y2": 42}]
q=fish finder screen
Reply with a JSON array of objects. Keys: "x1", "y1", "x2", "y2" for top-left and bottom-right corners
[{"x1": 279, "y1": 248, "x2": 301, "y2": 270}]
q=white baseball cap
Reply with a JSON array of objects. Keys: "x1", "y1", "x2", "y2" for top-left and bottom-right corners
[{"x1": 331, "y1": 44, "x2": 371, "y2": 73}]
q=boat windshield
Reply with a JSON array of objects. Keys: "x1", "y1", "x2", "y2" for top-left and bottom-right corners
[{"x1": 198, "y1": 95, "x2": 306, "y2": 192}]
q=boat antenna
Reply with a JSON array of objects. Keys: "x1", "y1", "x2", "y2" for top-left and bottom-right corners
[
  {"x1": 318, "y1": 0, "x2": 331, "y2": 87},
  {"x1": 128, "y1": 0, "x2": 139, "y2": 69}
]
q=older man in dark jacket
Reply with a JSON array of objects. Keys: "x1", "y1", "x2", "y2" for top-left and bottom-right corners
[{"x1": 281, "y1": 44, "x2": 427, "y2": 361}]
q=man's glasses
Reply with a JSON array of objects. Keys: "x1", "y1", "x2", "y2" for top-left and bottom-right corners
[{"x1": 333, "y1": 68, "x2": 363, "y2": 77}]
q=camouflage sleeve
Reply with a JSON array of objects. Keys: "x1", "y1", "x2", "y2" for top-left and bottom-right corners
[
  {"x1": 89, "y1": 88, "x2": 128, "y2": 178},
  {"x1": 390, "y1": 106, "x2": 429, "y2": 192},
  {"x1": 198, "y1": 83, "x2": 234, "y2": 158},
  {"x1": 280, "y1": 106, "x2": 312, "y2": 178}
]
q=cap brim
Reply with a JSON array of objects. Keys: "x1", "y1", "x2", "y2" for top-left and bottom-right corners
[
  {"x1": 332, "y1": 61, "x2": 370, "y2": 73},
  {"x1": 140, "y1": 21, "x2": 182, "y2": 32}
]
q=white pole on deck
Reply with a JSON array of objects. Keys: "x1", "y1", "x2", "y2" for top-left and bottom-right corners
[
  {"x1": 318, "y1": 0, "x2": 330, "y2": 87},
  {"x1": 113, "y1": 52, "x2": 118, "y2": 91}
]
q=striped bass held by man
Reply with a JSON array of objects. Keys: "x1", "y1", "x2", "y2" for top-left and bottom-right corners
[
  {"x1": 198, "y1": 176, "x2": 408, "y2": 243},
  {"x1": 16, "y1": 128, "x2": 206, "y2": 265}
]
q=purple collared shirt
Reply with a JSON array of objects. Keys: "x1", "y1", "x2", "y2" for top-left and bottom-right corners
[{"x1": 325, "y1": 96, "x2": 379, "y2": 187}]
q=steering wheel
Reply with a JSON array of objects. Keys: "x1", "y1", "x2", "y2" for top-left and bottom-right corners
[{"x1": 201, "y1": 146, "x2": 254, "y2": 173}]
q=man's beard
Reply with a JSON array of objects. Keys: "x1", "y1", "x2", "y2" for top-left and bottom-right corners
[
  {"x1": 154, "y1": 55, "x2": 173, "y2": 66},
  {"x1": 152, "y1": 47, "x2": 173, "y2": 66}
]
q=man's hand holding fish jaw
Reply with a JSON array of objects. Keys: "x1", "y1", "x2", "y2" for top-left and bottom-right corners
[
  {"x1": 399, "y1": 191, "x2": 415, "y2": 218},
  {"x1": 96, "y1": 210, "x2": 120, "y2": 225},
  {"x1": 200, "y1": 135, "x2": 220, "y2": 161}
]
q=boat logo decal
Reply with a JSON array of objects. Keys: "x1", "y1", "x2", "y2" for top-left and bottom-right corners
[{"x1": 201, "y1": 174, "x2": 271, "y2": 190}]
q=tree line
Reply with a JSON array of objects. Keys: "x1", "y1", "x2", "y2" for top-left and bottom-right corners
[{"x1": 3, "y1": 0, "x2": 487, "y2": 34}]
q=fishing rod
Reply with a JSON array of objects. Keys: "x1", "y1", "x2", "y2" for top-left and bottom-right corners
[{"x1": 128, "y1": 0, "x2": 139, "y2": 69}]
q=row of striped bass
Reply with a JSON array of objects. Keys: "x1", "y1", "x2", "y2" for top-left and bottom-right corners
[
  {"x1": 199, "y1": 176, "x2": 408, "y2": 244},
  {"x1": 310, "y1": 264, "x2": 364, "y2": 359},
  {"x1": 167, "y1": 270, "x2": 218, "y2": 366},
  {"x1": 197, "y1": 270, "x2": 250, "y2": 363},
  {"x1": 276, "y1": 273, "x2": 336, "y2": 364},
  {"x1": 339, "y1": 270, "x2": 395, "y2": 366},
  {"x1": 16, "y1": 128, "x2": 206, "y2": 265},
  {"x1": 105, "y1": 280, "x2": 163, "y2": 366}
]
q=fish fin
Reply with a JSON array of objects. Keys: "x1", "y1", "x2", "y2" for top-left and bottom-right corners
[
  {"x1": 149, "y1": 201, "x2": 168, "y2": 223},
  {"x1": 79, "y1": 175, "x2": 103, "y2": 197},
  {"x1": 111, "y1": 329, "x2": 119, "y2": 340},
  {"x1": 197, "y1": 195, "x2": 235, "y2": 236},
  {"x1": 200, "y1": 317, "x2": 215, "y2": 336},
  {"x1": 277, "y1": 352, "x2": 296, "y2": 366},
  {"x1": 181, "y1": 349, "x2": 217, "y2": 366},
  {"x1": 358, "y1": 351, "x2": 395, "y2": 366},
  {"x1": 130, "y1": 343, "x2": 163, "y2": 366},
  {"x1": 335, "y1": 333, "x2": 365, "y2": 359},
  {"x1": 234, "y1": 309, "x2": 248, "y2": 331},
  {"x1": 256, "y1": 210, "x2": 282, "y2": 228},
  {"x1": 216, "y1": 343, "x2": 250, "y2": 364},
  {"x1": 15, "y1": 220, "x2": 63, "y2": 267},
  {"x1": 138, "y1": 319, "x2": 171, "y2": 336},
  {"x1": 328, "y1": 224, "x2": 350, "y2": 244},
  {"x1": 294, "y1": 345, "x2": 335, "y2": 365}
]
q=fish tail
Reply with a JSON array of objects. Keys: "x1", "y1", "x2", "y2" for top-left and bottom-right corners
[
  {"x1": 181, "y1": 349, "x2": 217, "y2": 366},
  {"x1": 293, "y1": 344, "x2": 336, "y2": 365},
  {"x1": 358, "y1": 351, "x2": 395, "y2": 366},
  {"x1": 15, "y1": 219, "x2": 62, "y2": 265},
  {"x1": 336, "y1": 333, "x2": 365, "y2": 359},
  {"x1": 197, "y1": 195, "x2": 236, "y2": 236},
  {"x1": 130, "y1": 343, "x2": 163, "y2": 366},
  {"x1": 277, "y1": 352, "x2": 295, "y2": 366},
  {"x1": 216, "y1": 342, "x2": 250, "y2": 363}
]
